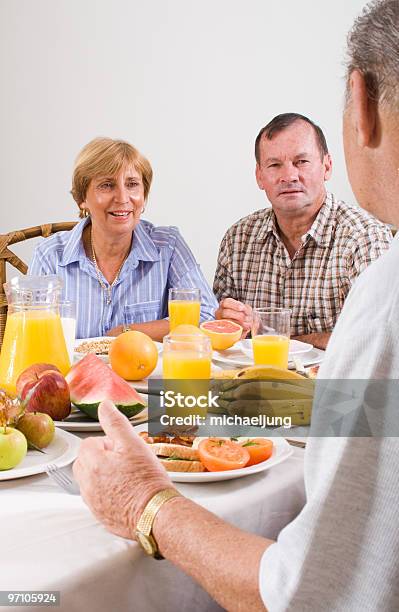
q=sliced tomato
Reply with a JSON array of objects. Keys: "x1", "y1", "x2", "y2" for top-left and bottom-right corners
[
  {"x1": 198, "y1": 438, "x2": 250, "y2": 471},
  {"x1": 241, "y1": 438, "x2": 273, "y2": 466}
]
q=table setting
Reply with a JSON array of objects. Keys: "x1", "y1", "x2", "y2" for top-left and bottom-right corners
[
  {"x1": 1, "y1": 438, "x2": 306, "y2": 612},
  {"x1": 0, "y1": 278, "x2": 322, "y2": 611}
]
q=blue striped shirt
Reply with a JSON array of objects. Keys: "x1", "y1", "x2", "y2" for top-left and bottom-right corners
[{"x1": 29, "y1": 218, "x2": 218, "y2": 338}]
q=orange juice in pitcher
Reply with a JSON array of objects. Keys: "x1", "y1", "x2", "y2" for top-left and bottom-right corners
[{"x1": 0, "y1": 276, "x2": 70, "y2": 395}]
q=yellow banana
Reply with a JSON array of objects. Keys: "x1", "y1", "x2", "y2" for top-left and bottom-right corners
[
  {"x1": 235, "y1": 365, "x2": 307, "y2": 381},
  {"x1": 226, "y1": 398, "x2": 313, "y2": 425},
  {"x1": 220, "y1": 380, "x2": 314, "y2": 402},
  {"x1": 234, "y1": 365, "x2": 314, "y2": 395}
]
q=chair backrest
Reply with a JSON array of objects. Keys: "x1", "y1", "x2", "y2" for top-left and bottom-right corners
[{"x1": 0, "y1": 222, "x2": 77, "y2": 349}]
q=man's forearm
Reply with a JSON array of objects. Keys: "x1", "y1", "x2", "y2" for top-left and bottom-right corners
[
  {"x1": 293, "y1": 332, "x2": 331, "y2": 350},
  {"x1": 107, "y1": 319, "x2": 170, "y2": 342},
  {"x1": 153, "y1": 496, "x2": 271, "y2": 612}
]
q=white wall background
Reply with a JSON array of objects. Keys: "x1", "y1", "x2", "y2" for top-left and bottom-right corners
[{"x1": 0, "y1": 0, "x2": 366, "y2": 284}]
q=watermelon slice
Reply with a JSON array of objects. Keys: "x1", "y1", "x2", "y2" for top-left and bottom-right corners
[{"x1": 66, "y1": 354, "x2": 145, "y2": 420}]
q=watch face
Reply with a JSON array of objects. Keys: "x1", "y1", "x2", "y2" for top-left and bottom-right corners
[{"x1": 136, "y1": 531, "x2": 155, "y2": 556}]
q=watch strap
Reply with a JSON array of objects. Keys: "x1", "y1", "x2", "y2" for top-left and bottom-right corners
[{"x1": 136, "y1": 488, "x2": 182, "y2": 558}]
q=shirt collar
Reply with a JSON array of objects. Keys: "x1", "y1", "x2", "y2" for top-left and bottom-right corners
[
  {"x1": 256, "y1": 192, "x2": 335, "y2": 246},
  {"x1": 126, "y1": 220, "x2": 160, "y2": 267},
  {"x1": 60, "y1": 218, "x2": 89, "y2": 265},
  {"x1": 303, "y1": 192, "x2": 335, "y2": 246},
  {"x1": 60, "y1": 218, "x2": 161, "y2": 267},
  {"x1": 257, "y1": 208, "x2": 279, "y2": 241}
]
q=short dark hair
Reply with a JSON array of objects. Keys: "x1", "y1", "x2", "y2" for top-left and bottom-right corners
[
  {"x1": 255, "y1": 113, "x2": 329, "y2": 164},
  {"x1": 346, "y1": 0, "x2": 399, "y2": 108}
]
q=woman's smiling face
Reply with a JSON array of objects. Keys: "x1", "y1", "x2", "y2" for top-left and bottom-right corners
[{"x1": 83, "y1": 164, "x2": 145, "y2": 236}]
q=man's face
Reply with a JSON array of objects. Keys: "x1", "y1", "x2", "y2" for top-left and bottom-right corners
[{"x1": 256, "y1": 120, "x2": 332, "y2": 216}]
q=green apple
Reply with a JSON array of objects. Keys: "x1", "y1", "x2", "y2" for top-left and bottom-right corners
[
  {"x1": 17, "y1": 412, "x2": 55, "y2": 449},
  {"x1": 0, "y1": 426, "x2": 28, "y2": 470}
]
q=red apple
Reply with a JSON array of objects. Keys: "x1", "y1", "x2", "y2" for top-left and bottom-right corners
[
  {"x1": 16, "y1": 364, "x2": 71, "y2": 421},
  {"x1": 16, "y1": 363, "x2": 60, "y2": 398},
  {"x1": 17, "y1": 412, "x2": 55, "y2": 449}
]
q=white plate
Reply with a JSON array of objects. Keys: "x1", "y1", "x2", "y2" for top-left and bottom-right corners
[
  {"x1": 169, "y1": 438, "x2": 293, "y2": 483},
  {"x1": 0, "y1": 429, "x2": 80, "y2": 481},
  {"x1": 73, "y1": 337, "x2": 162, "y2": 363},
  {"x1": 168, "y1": 437, "x2": 294, "y2": 482},
  {"x1": 133, "y1": 424, "x2": 293, "y2": 483},
  {"x1": 55, "y1": 404, "x2": 149, "y2": 432},
  {"x1": 213, "y1": 340, "x2": 320, "y2": 369}
]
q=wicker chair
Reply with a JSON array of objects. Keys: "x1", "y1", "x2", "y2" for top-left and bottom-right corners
[{"x1": 0, "y1": 222, "x2": 77, "y2": 349}]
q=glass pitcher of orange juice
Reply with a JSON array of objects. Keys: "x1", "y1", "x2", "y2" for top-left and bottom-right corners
[{"x1": 0, "y1": 276, "x2": 71, "y2": 395}]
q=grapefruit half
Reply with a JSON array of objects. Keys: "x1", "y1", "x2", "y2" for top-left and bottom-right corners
[{"x1": 200, "y1": 319, "x2": 242, "y2": 350}]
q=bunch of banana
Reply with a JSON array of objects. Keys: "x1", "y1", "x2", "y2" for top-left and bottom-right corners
[
  {"x1": 236, "y1": 364, "x2": 310, "y2": 382},
  {"x1": 213, "y1": 369, "x2": 242, "y2": 380},
  {"x1": 212, "y1": 365, "x2": 315, "y2": 425},
  {"x1": 223, "y1": 398, "x2": 313, "y2": 425}
]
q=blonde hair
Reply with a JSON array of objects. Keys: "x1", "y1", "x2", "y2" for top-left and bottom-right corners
[{"x1": 71, "y1": 137, "x2": 153, "y2": 216}]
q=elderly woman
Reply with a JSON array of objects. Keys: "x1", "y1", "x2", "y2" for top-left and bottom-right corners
[{"x1": 29, "y1": 137, "x2": 217, "y2": 340}]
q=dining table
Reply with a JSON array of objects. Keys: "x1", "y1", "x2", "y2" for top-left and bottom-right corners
[
  {"x1": 0, "y1": 343, "x2": 318, "y2": 612},
  {"x1": 1, "y1": 440, "x2": 305, "y2": 612}
]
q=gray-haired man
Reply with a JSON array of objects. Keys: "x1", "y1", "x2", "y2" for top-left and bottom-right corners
[{"x1": 74, "y1": 2, "x2": 399, "y2": 610}]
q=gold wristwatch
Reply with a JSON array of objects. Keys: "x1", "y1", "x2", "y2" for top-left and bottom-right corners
[{"x1": 135, "y1": 489, "x2": 182, "y2": 559}]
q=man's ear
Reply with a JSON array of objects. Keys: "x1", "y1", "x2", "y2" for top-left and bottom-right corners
[
  {"x1": 323, "y1": 153, "x2": 333, "y2": 181},
  {"x1": 348, "y1": 69, "x2": 377, "y2": 147}
]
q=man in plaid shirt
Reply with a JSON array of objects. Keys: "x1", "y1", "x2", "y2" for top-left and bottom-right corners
[{"x1": 214, "y1": 113, "x2": 392, "y2": 349}]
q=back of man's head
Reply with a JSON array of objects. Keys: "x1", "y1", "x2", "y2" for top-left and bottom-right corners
[
  {"x1": 255, "y1": 113, "x2": 328, "y2": 164},
  {"x1": 346, "y1": 0, "x2": 399, "y2": 109}
]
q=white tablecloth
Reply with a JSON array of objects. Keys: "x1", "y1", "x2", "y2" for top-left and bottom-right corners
[{"x1": 1, "y1": 434, "x2": 305, "y2": 612}]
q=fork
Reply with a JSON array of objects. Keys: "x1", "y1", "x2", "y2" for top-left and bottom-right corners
[
  {"x1": 286, "y1": 438, "x2": 307, "y2": 449},
  {"x1": 46, "y1": 463, "x2": 81, "y2": 495}
]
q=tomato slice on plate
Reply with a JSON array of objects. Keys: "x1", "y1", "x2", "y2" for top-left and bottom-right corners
[
  {"x1": 198, "y1": 438, "x2": 250, "y2": 471},
  {"x1": 241, "y1": 438, "x2": 273, "y2": 466}
]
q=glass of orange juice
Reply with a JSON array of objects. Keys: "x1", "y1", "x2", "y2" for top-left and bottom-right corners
[
  {"x1": 162, "y1": 333, "x2": 212, "y2": 418},
  {"x1": 251, "y1": 308, "x2": 291, "y2": 368},
  {"x1": 163, "y1": 334, "x2": 212, "y2": 379},
  {"x1": 168, "y1": 288, "x2": 201, "y2": 330}
]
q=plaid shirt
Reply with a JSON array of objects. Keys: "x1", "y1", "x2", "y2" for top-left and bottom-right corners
[{"x1": 213, "y1": 193, "x2": 392, "y2": 336}]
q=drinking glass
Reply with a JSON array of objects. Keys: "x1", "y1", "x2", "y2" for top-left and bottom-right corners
[
  {"x1": 168, "y1": 288, "x2": 201, "y2": 330},
  {"x1": 163, "y1": 333, "x2": 212, "y2": 379},
  {"x1": 58, "y1": 300, "x2": 76, "y2": 362},
  {"x1": 162, "y1": 333, "x2": 212, "y2": 418},
  {"x1": 251, "y1": 307, "x2": 291, "y2": 368}
]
